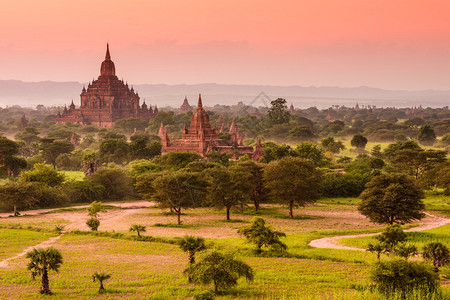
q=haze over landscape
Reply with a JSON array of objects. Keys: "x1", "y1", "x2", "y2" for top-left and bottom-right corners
[{"x1": 1, "y1": 1, "x2": 450, "y2": 108}]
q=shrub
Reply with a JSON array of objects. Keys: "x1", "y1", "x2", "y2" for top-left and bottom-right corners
[
  {"x1": 371, "y1": 259, "x2": 440, "y2": 298},
  {"x1": 86, "y1": 218, "x2": 100, "y2": 231},
  {"x1": 63, "y1": 180, "x2": 105, "y2": 203},
  {"x1": 21, "y1": 163, "x2": 65, "y2": 187},
  {"x1": 89, "y1": 168, "x2": 135, "y2": 200}
]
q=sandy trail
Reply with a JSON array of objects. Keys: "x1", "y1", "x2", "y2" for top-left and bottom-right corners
[
  {"x1": 0, "y1": 201, "x2": 154, "y2": 267},
  {"x1": 308, "y1": 212, "x2": 450, "y2": 251}
]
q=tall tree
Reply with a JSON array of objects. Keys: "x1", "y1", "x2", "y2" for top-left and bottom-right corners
[
  {"x1": 179, "y1": 235, "x2": 207, "y2": 264},
  {"x1": 268, "y1": 98, "x2": 290, "y2": 124},
  {"x1": 39, "y1": 138, "x2": 74, "y2": 169},
  {"x1": 205, "y1": 165, "x2": 252, "y2": 220},
  {"x1": 417, "y1": 124, "x2": 437, "y2": 146},
  {"x1": 358, "y1": 173, "x2": 425, "y2": 224},
  {"x1": 264, "y1": 157, "x2": 322, "y2": 218},
  {"x1": 151, "y1": 171, "x2": 207, "y2": 224},
  {"x1": 26, "y1": 247, "x2": 63, "y2": 294},
  {"x1": 237, "y1": 160, "x2": 268, "y2": 211},
  {"x1": 391, "y1": 149, "x2": 446, "y2": 179},
  {"x1": 0, "y1": 181, "x2": 39, "y2": 216},
  {"x1": 351, "y1": 134, "x2": 368, "y2": 149}
]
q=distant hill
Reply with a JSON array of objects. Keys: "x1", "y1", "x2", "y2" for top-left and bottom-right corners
[{"x1": 1, "y1": 80, "x2": 449, "y2": 109}]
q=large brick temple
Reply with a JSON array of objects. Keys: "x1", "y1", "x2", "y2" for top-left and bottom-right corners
[
  {"x1": 159, "y1": 94, "x2": 263, "y2": 160},
  {"x1": 56, "y1": 44, "x2": 157, "y2": 127}
]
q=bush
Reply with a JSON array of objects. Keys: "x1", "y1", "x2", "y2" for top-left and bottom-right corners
[
  {"x1": 371, "y1": 259, "x2": 440, "y2": 298},
  {"x1": 320, "y1": 172, "x2": 371, "y2": 197},
  {"x1": 194, "y1": 290, "x2": 215, "y2": 300},
  {"x1": 63, "y1": 180, "x2": 106, "y2": 204},
  {"x1": 89, "y1": 168, "x2": 135, "y2": 200},
  {"x1": 86, "y1": 218, "x2": 100, "y2": 231},
  {"x1": 21, "y1": 163, "x2": 65, "y2": 187},
  {"x1": 35, "y1": 185, "x2": 68, "y2": 208}
]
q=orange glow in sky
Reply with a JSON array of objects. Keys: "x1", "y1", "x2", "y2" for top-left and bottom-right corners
[{"x1": 1, "y1": 0, "x2": 450, "y2": 89}]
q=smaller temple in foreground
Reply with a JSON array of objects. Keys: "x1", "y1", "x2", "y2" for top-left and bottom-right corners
[{"x1": 159, "y1": 94, "x2": 263, "y2": 160}]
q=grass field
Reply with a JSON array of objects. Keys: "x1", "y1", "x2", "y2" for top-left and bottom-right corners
[{"x1": 0, "y1": 197, "x2": 448, "y2": 299}]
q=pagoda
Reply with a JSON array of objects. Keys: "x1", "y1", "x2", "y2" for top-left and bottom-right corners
[
  {"x1": 56, "y1": 44, "x2": 156, "y2": 127},
  {"x1": 179, "y1": 96, "x2": 193, "y2": 113},
  {"x1": 159, "y1": 94, "x2": 262, "y2": 160}
]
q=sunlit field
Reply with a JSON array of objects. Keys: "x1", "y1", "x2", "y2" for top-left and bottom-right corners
[{"x1": 0, "y1": 197, "x2": 448, "y2": 299}]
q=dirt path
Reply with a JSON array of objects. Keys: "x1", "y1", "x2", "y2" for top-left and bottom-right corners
[
  {"x1": 0, "y1": 200, "x2": 154, "y2": 267},
  {"x1": 0, "y1": 200, "x2": 154, "y2": 218},
  {"x1": 308, "y1": 213, "x2": 450, "y2": 251}
]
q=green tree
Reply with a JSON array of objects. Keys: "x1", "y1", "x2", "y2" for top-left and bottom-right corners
[
  {"x1": 0, "y1": 181, "x2": 39, "y2": 216},
  {"x1": 422, "y1": 242, "x2": 450, "y2": 273},
  {"x1": 86, "y1": 201, "x2": 107, "y2": 231},
  {"x1": 99, "y1": 138, "x2": 129, "y2": 164},
  {"x1": 293, "y1": 142, "x2": 327, "y2": 166},
  {"x1": 237, "y1": 161, "x2": 268, "y2": 211},
  {"x1": 376, "y1": 223, "x2": 407, "y2": 252},
  {"x1": 264, "y1": 157, "x2": 322, "y2": 218},
  {"x1": 350, "y1": 134, "x2": 368, "y2": 149},
  {"x1": 14, "y1": 127, "x2": 40, "y2": 144},
  {"x1": 391, "y1": 149, "x2": 446, "y2": 179},
  {"x1": 418, "y1": 124, "x2": 437, "y2": 146},
  {"x1": 179, "y1": 235, "x2": 207, "y2": 264},
  {"x1": 205, "y1": 165, "x2": 252, "y2": 220},
  {"x1": 321, "y1": 137, "x2": 345, "y2": 153},
  {"x1": 129, "y1": 224, "x2": 146, "y2": 238},
  {"x1": 21, "y1": 163, "x2": 65, "y2": 187},
  {"x1": 63, "y1": 180, "x2": 105, "y2": 203},
  {"x1": 238, "y1": 217, "x2": 286, "y2": 254},
  {"x1": 383, "y1": 140, "x2": 421, "y2": 160},
  {"x1": 92, "y1": 272, "x2": 112, "y2": 292},
  {"x1": 268, "y1": 98, "x2": 290, "y2": 124},
  {"x1": 39, "y1": 138, "x2": 74, "y2": 168},
  {"x1": 184, "y1": 251, "x2": 254, "y2": 293},
  {"x1": 26, "y1": 247, "x2": 63, "y2": 294},
  {"x1": 358, "y1": 173, "x2": 425, "y2": 224},
  {"x1": 371, "y1": 259, "x2": 439, "y2": 298},
  {"x1": 152, "y1": 152, "x2": 203, "y2": 170},
  {"x1": 151, "y1": 171, "x2": 207, "y2": 224},
  {"x1": 89, "y1": 168, "x2": 135, "y2": 200}
]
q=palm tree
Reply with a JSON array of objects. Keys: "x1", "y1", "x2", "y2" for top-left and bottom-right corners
[
  {"x1": 366, "y1": 243, "x2": 386, "y2": 261},
  {"x1": 179, "y1": 235, "x2": 207, "y2": 264},
  {"x1": 184, "y1": 251, "x2": 254, "y2": 292},
  {"x1": 92, "y1": 272, "x2": 112, "y2": 292},
  {"x1": 423, "y1": 242, "x2": 450, "y2": 272},
  {"x1": 26, "y1": 247, "x2": 63, "y2": 294},
  {"x1": 129, "y1": 224, "x2": 146, "y2": 238}
]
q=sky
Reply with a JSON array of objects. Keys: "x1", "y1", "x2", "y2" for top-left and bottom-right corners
[{"x1": 1, "y1": 0, "x2": 450, "y2": 90}]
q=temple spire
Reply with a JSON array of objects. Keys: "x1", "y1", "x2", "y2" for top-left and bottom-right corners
[
  {"x1": 105, "y1": 43, "x2": 111, "y2": 60},
  {"x1": 197, "y1": 93, "x2": 203, "y2": 109}
]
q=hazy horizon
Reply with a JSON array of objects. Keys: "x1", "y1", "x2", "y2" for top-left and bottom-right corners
[{"x1": 1, "y1": 1, "x2": 450, "y2": 91}]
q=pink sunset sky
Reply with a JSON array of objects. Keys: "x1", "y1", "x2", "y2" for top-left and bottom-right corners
[{"x1": 1, "y1": 0, "x2": 450, "y2": 90}]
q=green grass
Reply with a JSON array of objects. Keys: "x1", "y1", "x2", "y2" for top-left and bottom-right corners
[
  {"x1": 0, "y1": 228, "x2": 58, "y2": 260},
  {"x1": 339, "y1": 224, "x2": 450, "y2": 250}
]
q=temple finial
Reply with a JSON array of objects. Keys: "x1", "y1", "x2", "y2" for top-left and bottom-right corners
[
  {"x1": 105, "y1": 43, "x2": 111, "y2": 60},
  {"x1": 197, "y1": 93, "x2": 203, "y2": 109}
]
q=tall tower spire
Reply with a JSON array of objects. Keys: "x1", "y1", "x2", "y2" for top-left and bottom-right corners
[
  {"x1": 105, "y1": 43, "x2": 111, "y2": 60},
  {"x1": 197, "y1": 93, "x2": 203, "y2": 109}
]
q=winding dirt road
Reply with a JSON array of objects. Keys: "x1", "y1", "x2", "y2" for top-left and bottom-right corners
[
  {"x1": 308, "y1": 213, "x2": 450, "y2": 251},
  {"x1": 0, "y1": 200, "x2": 154, "y2": 267}
]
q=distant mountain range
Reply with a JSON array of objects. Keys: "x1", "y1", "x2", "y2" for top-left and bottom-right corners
[{"x1": 0, "y1": 80, "x2": 449, "y2": 109}]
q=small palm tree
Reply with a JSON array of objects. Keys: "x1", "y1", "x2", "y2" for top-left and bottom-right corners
[
  {"x1": 179, "y1": 235, "x2": 207, "y2": 264},
  {"x1": 92, "y1": 272, "x2": 112, "y2": 292},
  {"x1": 129, "y1": 224, "x2": 146, "y2": 238},
  {"x1": 423, "y1": 242, "x2": 450, "y2": 273},
  {"x1": 26, "y1": 247, "x2": 63, "y2": 294},
  {"x1": 367, "y1": 243, "x2": 386, "y2": 261},
  {"x1": 393, "y1": 243, "x2": 418, "y2": 260}
]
